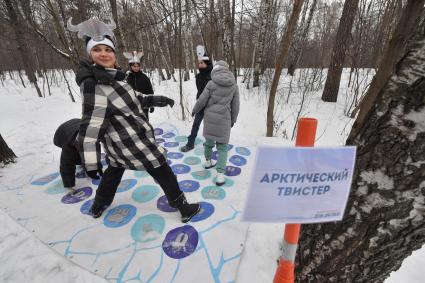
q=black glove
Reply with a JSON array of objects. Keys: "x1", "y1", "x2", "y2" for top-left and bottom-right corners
[
  {"x1": 149, "y1": 107, "x2": 155, "y2": 113},
  {"x1": 86, "y1": 167, "x2": 103, "y2": 179},
  {"x1": 166, "y1": 98, "x2": 175, "y2": 108}
]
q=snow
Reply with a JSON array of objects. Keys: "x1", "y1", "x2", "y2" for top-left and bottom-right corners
[{"x1": 0, "y1": 68, "x2": 424, "y2": 282}]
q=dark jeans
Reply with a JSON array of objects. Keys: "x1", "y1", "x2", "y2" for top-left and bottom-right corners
[
  {"x1": 60, "y1": 145, "x2": 81, "y2": 188},
  {"x1": 94, "y1": 163, "x2": 182, "y2": 206},
  {"x1": 187, "y1": 110, "x2": 204, "y2": 146}
]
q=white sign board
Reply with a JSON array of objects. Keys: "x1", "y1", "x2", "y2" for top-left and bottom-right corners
[{"x1": 241, "y1": 146, "x2": 356, "y2": 223}]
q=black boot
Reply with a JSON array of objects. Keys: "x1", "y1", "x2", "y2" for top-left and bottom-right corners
[
  {"x1": 169, "y1": 194, "x2": 201, "y2": 223},
  {"x1": 180, "y1": 143, "x2": 194, "y2": 152},
  {"x1": 89, "y1": 201, "x2": 109, "y2": 218}
]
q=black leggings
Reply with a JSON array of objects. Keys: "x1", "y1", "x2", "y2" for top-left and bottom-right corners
[{"x1": 94, "y1": 163, "x2": 182, "y2": 206}]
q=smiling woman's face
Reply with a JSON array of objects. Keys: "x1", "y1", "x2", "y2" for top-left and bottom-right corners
[{"x1": 90, "y1": 45, "x2": 116, "y2": 68}]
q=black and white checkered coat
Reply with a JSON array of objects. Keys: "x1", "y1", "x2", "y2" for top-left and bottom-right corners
[{"x1": 75, "y1": 60, "x2": 167, "y2": 171}]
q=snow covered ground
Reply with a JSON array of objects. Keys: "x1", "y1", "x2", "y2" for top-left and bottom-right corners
[{"x1": 0, "y1": 69, "x2": 423, "y2": 282}]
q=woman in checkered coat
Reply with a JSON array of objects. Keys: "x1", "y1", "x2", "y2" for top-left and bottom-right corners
[{"x1": 71, "y1": 19, "x2": 200, "y2": 222}]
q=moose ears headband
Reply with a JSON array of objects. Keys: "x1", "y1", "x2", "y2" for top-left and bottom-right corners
[
  {"x1": 196, "y1": 45, "x2": 209, "y2": 61},
  {"x1": 123, "y1": 51, "x2": 144, "y2": 64},
  {"x1": 67, "y1": 18, "x2": 116, "y2": 41}
]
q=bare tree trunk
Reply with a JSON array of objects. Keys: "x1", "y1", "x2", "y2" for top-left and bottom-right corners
[
  {"x1": 266, "y1": 0, "x2": 304, "y2": 137},
  {"x1": 287, "y1": 0, "x2": 317, "y2": 76},
  {"x1": 109, "y1": 0, "x2": 127, "y2": 67},
  {"x1": 0, "y1": 134, "x2": 17, "y2": 165},
  {"x1": 321, "y1": 0, "x2": 360, "y2": 102},
  {"x1": 4, "y1": 0, "x2": 43, "y2": 97},
  {"x1": 349, "y1": 0, "x2": 424, "y2": 136},
  {"x1": 296, "y1": 13, "x2": 425, "y2": 282},
  {"x1": 61, "y1": 69, "x2": 75, "y2": 102},
  {"x1": 253, "y1": 0, "x2": 273, "y2": 87}
]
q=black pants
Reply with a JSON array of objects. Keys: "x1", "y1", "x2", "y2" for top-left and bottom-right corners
[
  {"x1": 60, "y1": 145, "x2": 81, "y2": 188},
  {"x1": 187, "y1": 109, "x2": 204, "y2": 146},
  {"x1": 94, "y1": 162, "x2": 182, "y2": 206}
]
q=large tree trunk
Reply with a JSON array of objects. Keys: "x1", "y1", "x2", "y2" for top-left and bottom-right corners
[
  {"x1": 321, "y1": 0, "x2": 360, "y2": 102},
  {"x1": 0, "y1": 134, "x2": 17, "y2": 165},
  {"x1": 266, "y1": 0, "x2": 304, "y2": 137},
  {"x1": 296, "y1": 13, "x2": 425, "y2": 283}
]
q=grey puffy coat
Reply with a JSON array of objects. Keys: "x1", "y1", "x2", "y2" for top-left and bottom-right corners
[{"x1": 192, "y1": 63, "x2": 240, "y2": 143}]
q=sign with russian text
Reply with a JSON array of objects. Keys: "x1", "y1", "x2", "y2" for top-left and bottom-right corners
[{"x1": 241, "y1": 146, "x2": 356, "y2": 223}]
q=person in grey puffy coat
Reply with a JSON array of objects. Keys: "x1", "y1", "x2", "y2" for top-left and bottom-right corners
[{"x1": 191, "y1": 60, "x2": 240, "y2": 186}]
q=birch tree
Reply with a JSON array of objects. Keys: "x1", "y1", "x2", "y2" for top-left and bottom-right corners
[{"x1": 296, "y1": 10, "x2": 425, "y2": 282}]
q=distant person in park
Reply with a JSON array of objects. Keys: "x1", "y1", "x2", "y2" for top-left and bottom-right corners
[
  {"x1": 124, "y1": 51, "x2": 155, "y2": 120},
  {"x1": 67, "y1": 18, "x2": 200, "y2": 222},
  {"x1": 180, "y1": 46, "x2": 213, "y2": 152},
  {"x1": 53, "y1": 118, "x2": 99, "y2": 190},
  {"x1": 191, "y1": 60, "x2": 239, "y2": 186}
]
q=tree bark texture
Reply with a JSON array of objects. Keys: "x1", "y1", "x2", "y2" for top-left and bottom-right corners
[
  {"x1": 296, "y1": 14, "x2": 425, "y2": 283},
  {"x1": 321, "y1": 0, "x2": 360, "y2": 102}
]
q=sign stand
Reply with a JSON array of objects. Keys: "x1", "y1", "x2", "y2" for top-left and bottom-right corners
[{"x1": 273, "y1": 118, "x2": 318, "y2": 283}]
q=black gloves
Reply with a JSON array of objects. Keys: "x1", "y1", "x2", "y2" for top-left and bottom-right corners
[
  {"x1": 149, "y1": 107, "x2": 155, "y2": 113},
  {"x1": 86, "y1": 167, "x2": 103, "y2": 179},
  {"x1": 166, "y1": 98, "x2": 175, "y2": 108}
]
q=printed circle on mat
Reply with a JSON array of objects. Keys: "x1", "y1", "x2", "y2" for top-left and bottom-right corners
[
  {"x1": 167, "y1": 159, "x2": 172, "y2": 165},
  {"x1": 164, "y1": 142, "x2": 179, "y2": 148},
  {"x1": 154, "y1": 128, "x2": 164, "y2": 136},
  {"x1": 61, "y1": 187, "x2": 92, "y2": 204},
  {"x1": 44, "y1": 179, "x2": 67, "y2": 194},
  {"x1": 31, "y1": 172, "x2": 60, "y2": 186},
  {"x1": 131, "y1": 214, "x2": 165, "y2": 243},
  {"x1": 225, "y1": 166, "x2": 241, "y2": 177},
  {"x1": 191, "y1": 202, "x2": 214, "y2": 222},
  {"x1": 103, "y1": 204, "x2": 137, "y2": 228},
  {"x1": 167, "y1": 152, "x2": 184, "y2": 159},
  {"x1": 179, "y1": 180, "x2": 200, "y2": 193},
  {"x1": 92, "y1": 177, "x2": 101, "y2": 186},
  {"x1": 117, "y1": 179, "x2": 137, "y2": 193},
  {"x1": 157, "y1": 195, "x2": 178, "y2": 212},
  {"x1": 132, "y1": 185, "x2": 160, "y2": 203},
  {"x1": 211, "y1": 151, "x2": 218, "y2": 160},
  {"x1": 76, "y1": 170, "x2": 86, "y2": 179},
  {"x1": 236, "y1": 147, "x2": 251, "y2": 156},
  {"x1": 201, "y1": 186, "x2": 226, "y2": 200},
  {"x1": 183, "y1": 156, "x2": 201, "y2": 166},
  {"x1": 134, "y1": 170, "x2": 149, "y2": 178},
  {"x1": 191, "y1": 170, "x2": 211, "y2": 180},
  {"x1": 163, "y1": 225, "x2": 199, "y2": 259},
  {"x1": 171, "y1": 164, "x2": 191, "y2": 174},
  {"x1": 229, "y1": 155, "x2": 247, "y2": 166},
  {"x1": 162, "y1": 132, "x2": 176, "y2": 139},
  {"x1": 156, "y1": 138, "x2": 165, "y2": 144},
  {"x1": 194, "y1": 137, "x2": 203, "y2": 145},
  {"x1": 227, "y1": 144, "x2": 234, "y2": 151},
  {"x1": 213, "y1": 176, "x2": 235, "y2": 187},
  {"x1": 101, "y1": 159, "x2": 108, "y2": 166},
  {"x1": 175, "y1": 136, "x2": 188, "y2": 143},
  {"x1": 80, "y1": 199, "x2": 94, "y2": 215},
  {"x1": 194, "y1": 147, "x2": 204, "y2": 156}
]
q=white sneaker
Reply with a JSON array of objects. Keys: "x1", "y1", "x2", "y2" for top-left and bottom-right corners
[
  {"x1": 203, "y1": 159, "x2": 216, "y2": 169},
  {"x1": 215, "y1": 173, "x2": 225, "y2": 186}
]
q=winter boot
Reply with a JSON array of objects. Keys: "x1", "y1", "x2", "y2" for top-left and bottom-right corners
[
  {"x1": 89, "y1": 201, "x2": 109, "y2": 218},
  {"x1": 169, "y1": 194, "x2": 201, "y2": 223},
  {"x1": 215, "y1": 173, "x2": 225, "y2": 186},
  {"x1": 203, "y1": 159, "x2": 216, "y2": 169},
  {"x1": 180, "y1": 144, "x2": 194, "y2": 152}
]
